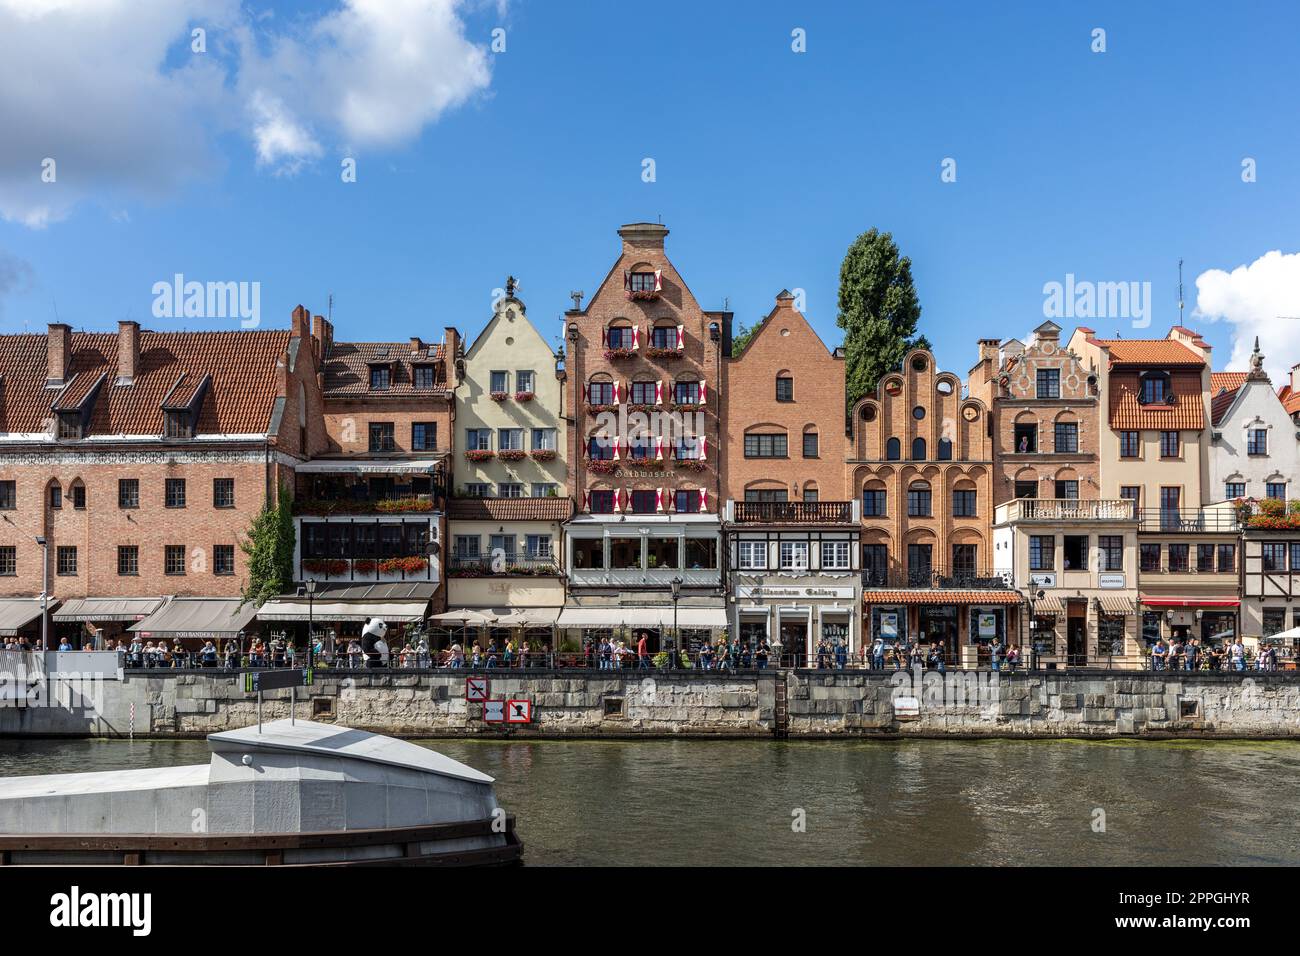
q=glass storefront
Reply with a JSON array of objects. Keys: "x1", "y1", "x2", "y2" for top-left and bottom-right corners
[
  {"x1": 1200, "y1": 611, "x2": 1236, "y2": 644},
  {"x1": 967, "y1": 607, "x2": 1005, "y2": 643},
  {"x1": 870, "y1": 606, "x2": 906, "y2": 643},
  {"x1": 1097, "y1": 613, "x2": 1127, "y2": 657}
]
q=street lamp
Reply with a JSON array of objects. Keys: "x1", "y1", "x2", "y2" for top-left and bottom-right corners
[
  {"x1": 670, "y1": 576, "x2": 682, "y2": 669},
  {"x1": 35, "y1": 535, "x2": 49, "y2": 651},
  {"x1": 296, "y1": 579, "x2": 316, "y2": 670}
]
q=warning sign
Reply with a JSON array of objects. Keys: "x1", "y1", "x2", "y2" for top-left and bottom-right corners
[
  {"x1": 483, "y1": 699, "x2": 506, "y2": 723},
  {"x1": 466, "y1": 676, "x2": 489, "y2": 702},
  {"x1": 506, "y1": 699, "x2": 532, "y2": 724}
]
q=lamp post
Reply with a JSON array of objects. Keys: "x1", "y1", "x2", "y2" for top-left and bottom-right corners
[
  {"x1": 670, "y1": 576, "x2": 682, "y2": 669},
  {"x1": 35, "y1": 535, "x2": 49, "y2": 652},
  {"x1": 297, "y1": 579, "x2": 316, "y2": 670}
]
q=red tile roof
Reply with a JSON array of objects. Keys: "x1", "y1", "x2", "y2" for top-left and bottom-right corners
[
  {"x1": 863, "y1": 590, "x2": 1022, "y2": 605},
  {"x1": 449, "y1": 497, "x2": 573, "y2": 522},
  {"x1": 1210, "y1": 372, "x2": 1247, "y2": 425},
  {"x1": 1109, "y1": 368, "x2": 1205, "y2": 431},
  {"x1": 322, "y1": 341, "x2": 448, "y2": 397},
  {"x1": 1278, "y1": 384, "x2": 1300, "y2": 416},
  {"x1": 0, "y1": 329, "x2": 291, "y2": 437},
  {"x1": 1094, "y1": 339, "x2": 1205, "y2": 366}
]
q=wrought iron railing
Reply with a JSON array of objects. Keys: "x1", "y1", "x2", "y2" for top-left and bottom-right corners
[{"x1": 1138, "y1": 508, "x2": 1240, "y2": 533}]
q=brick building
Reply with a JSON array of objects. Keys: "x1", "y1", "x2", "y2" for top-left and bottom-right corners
[
  {"x1": 972, "y1": 322, "x2": 1139, "y2": 666},
  {"x1": 558, "y1": 222, "x2": 731, "y2": 658},
  {"x1": 0, "y1": 312, "x2": 324, "y2": 648},
  {"x1": 849, "y1": 347, "x2": 1018, "y2": 663},
  {"x1": 256, "y1": 311, "x2": 458, "y2": 643}
]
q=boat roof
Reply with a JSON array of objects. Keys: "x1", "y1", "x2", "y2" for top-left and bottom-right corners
[
  {"x1": 207, "y1": 719, "x2": 494, "y2": 785},
  {"x1": 0, "y1": 763, "x2": 208, "y2": 800}
]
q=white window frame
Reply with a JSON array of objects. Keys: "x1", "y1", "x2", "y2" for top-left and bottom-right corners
[
  {"x1": 532, "y1": 428, "x2": 557, "y2": 451},
  {"x1": 498, "y1": 482, "x2": 524, "y2": 498},
  {"x1": 467, "y1": 428, "x2": 492, "y2": 450},
  {"x1": 516, "y1": 370, "x2": 535, "y2": 393},
  {"x1": 498, "y1": 428, "x2": 523, "y2": 451},
  {"x1": 737, "y1": 540, "x2": 767, "y2": 570},
  {"x1": 821, "y1": 540, "x2": 850, "y2": 570},
  {"x1": 779, "y1": 540, "x2": 809, "y2": 571},
  {"x1": 455, "y1": 536, "x2": 481, "y2": 559}
]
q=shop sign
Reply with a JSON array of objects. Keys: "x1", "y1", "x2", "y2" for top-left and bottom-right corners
[
  {"x1": 1029, "y1": 573, "x2": 1056, "y2": 588},
  {"x1": 978, "y1": 613, "x2": 998, "y2": 638},
  {"x1": 1099, "y1": 573, "x2": 1126, "y2": 589},
  {"x1": 735, "y1": 585, "x2": 855, "y2": 599},
  {"x1": 880, "y1": 612, "x2": 899, "y2": 639}
]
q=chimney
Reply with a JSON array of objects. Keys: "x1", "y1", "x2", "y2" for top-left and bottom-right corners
[
  {"x1": 775, "y1": 289, "x2": 795, "y2": 311},
  {"x1": 409, "y1": 336, "x2": 424, "y2": 354},
  {"x1": 116, "y1": 320, "x2": 139, "y2": 385},
  {"x1": 47, "y1": 323, "x2": 71, "y2": 385},
  {"x1": 618, "y1": 222, "x2": 669, "y2": 255},
  {"x1": 977, "y1": 338, "x2": 1001, "y2": 365},
  {"x1": 444, "y1": 327, "x2": 461, "y2": 389},
  {"x1": 311, "y1": 313, "x2": 333, "y2": 356},
  {"x1": 290, "y1": 304, "x2": 310, "y2": 340}
]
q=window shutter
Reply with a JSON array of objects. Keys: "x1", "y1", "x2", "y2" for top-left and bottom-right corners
[
  {"x1": 582, "y1": 490, "x2": 590, "y2": 511},
  {"x1": 700, "y1": 437, "x2": 708, "y2": 461},
  {"x1": 601, "y1": 326, "x2": 607, "y2": 348},
  {"x1": 613, "y1": 380, "x2": 622, "y2": 405},
  {"x1": 582, "y1": 382, "x2": 589, "y2": 403},
  {"x1": 632, "y1": 325, "x2": 640, "y2": 350},
  {"x1": 653, "y1": 269, "x2": 662, "y2": 292},
  {"x1": 654, "y1": 436, "x2": 664, "y2": 461},
  {"x1": 699, "y1": 380, "x2": 708, "y2": 406},
  {"x1": 612, "y1": 436, "x2": 621, "y2": 461},
  {"x1": 623, "y1": 270, "x2": 630, "y2": 291},
  {"x1": 699, "y1": 489, "x2": 708, "y2": 513},
  {"x1": 655, "y1": 488, "x2": 664, "y2": 512},
  {"x1": 612, "y1": 488, "x2": 622, "y2": 513},
  {"x1": 676, "y1": 324, "x2": 684, "y2": 350},
  {"x1": 654, "y1": 380, "x2": 662, "y2": 405}
]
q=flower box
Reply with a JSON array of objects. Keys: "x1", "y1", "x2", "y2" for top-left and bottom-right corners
[
  {"x1": 514, "y1": 391, "x2": 535, "y2": 402},
  {"x1": 302, "y1": 559, "x2": 349, "y2": 576},
  {"x1": 673, "y1": 458, "x2": 708, "y2": 471},
  {"x1": 586, "y1": 403, "x2": 616, "y2": 415},
  {"x1": 352, "y1": 559, "x2": 377, "y2": 575},
  {"x1": 490, "y1": 391, "x2": 509, "y2": 402},
  {"x1": 530, "y1": 449, "x2": 557, "y2": 461},
  {"x1": 603, "y1": 348, "x2": 634, "y2": 361},
  {"x1": 374, "y1": 496, "x2": 434, "y2": 513},
  {"x1": 625, "y1": 289, "x2": 660, "y2": 301},
  {"x1": 464, "y1": 449, "x2": 495, "y2": 462},
  {"x1": 378, "y1": 556, "x2": 428, "y2": 575},
  {"x1": 625, "y1": 402, "x2": 654, "y2": 413},
  {"x1": 647, "y1": 347, "x2": 682, "y2": 359},
  {"x1": 587, "y1": 458, "x2": 616, "y2": 474},
  {"x1": 498, "y1": 449, "x2": 527, "y2": 462}
]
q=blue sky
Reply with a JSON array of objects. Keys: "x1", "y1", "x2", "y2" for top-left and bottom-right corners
[{"x1": 2, "y1": 0, "x2": 1299, "y2": 379}]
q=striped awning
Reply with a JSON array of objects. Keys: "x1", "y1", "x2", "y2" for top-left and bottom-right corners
[
  {"x1": 863, "y1": 590, "x2": 1022, "y2": 605},
  {"x1": 1097, "y1": 595, "x2": 1137, "y2": 615},
  {"x1": 256, "y1": 599, "x2": 428, "y2": 624},
  {"x1": 53, "y1": 597, "x2": 164, "y2": 623},
  {"x1": 1032, "y1": 595, "x2": 1064, "y2": 613}
]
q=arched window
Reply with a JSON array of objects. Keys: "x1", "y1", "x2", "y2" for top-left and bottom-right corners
[
  {"x1": 937, "y1": 437, "x2": 953, "y2": 460},
  {"x1": 604, "y1": 319, "x2": 635, "y2": 350},
  {"x1": 886, "y1": 437, "x2": 900, "y2": 460},
  {"x1": 911, "y1": 437, "x2": 926, "y2": 460},
  {"x1": 801, "y1": 482, "x2": 819, "y2": 503},
  {"x1": 585, "y1": 373, "x2": 615, "y2": 406}
]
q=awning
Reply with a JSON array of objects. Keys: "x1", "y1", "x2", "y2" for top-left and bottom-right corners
[
  {"x1": 294, "y1": 458, "x2": 443, "y2": 475},
  {"x1": 1033, "y1": 595, "x2": 1065, "y2": 614},
  {"x1": 53, "y1": 597, "x2": 164, "y2": 623},
  {"x1": 256, "y1": 599, "x2": 429, "y2": 624},
  {"x1": 129, "y1": 598, "x2": 258, "y2": 638},
  {"x1": 1140, "y1": 595, "x2": 1240, "y2": 609},
  {"x1": 488, "y1": 608, "x2": 561, "y2": 628},
  {"x1": 557, "y1": 606, "x2": 728, "y2": 629},
  {"x1": 864, "y1": 590, "x2": 1022, "y2": 606},
  {"x1": 1097, "y1": 595, "x2": 1137, "y2": 615},
  {"x1": 0, "y1": 598, "x2": 49, "y2": 637},
  {"x1": 429, "y1": 609, "x2": 501, "y2": 626}
]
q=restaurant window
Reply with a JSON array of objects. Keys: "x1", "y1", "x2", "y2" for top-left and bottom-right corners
[
  {"x1": 214, "y1": 545, "x2": 235, "y2": 576},
  {"x1": 1262, "y1": 542, "x2": 1287, "y2": 572},
  {"x1": 369, "y1": 422, "x2": 396, "y2": 452},
  {"x1": 952, "y1": 489, "x2": 977, "y2": 517},
  {"x1": 1247, "y1": 429, "x2": 1268, "y2": 455},
  {"x1": 1054, "y1": 479, "x2": 1079, "y2": 499},
  {"x1": 1119, "y1": 431, "x2": 1140, "y2": 458},
  {"x1": 1063, "y1": 535, "x2": 1087, "y2": 570},
  {"x1": 1266, "y1": 481, "x2": 1287, "y2": 502},
  {"x1": 1264, "y1": 608, "x2": 1287, "y2": 636},
  {"x1": 737, "y1": 540, "x2": 767, "y2": 570},
  {"x1": 676, "y1": 489, "x2": 701, "y2": 513},
  {"x1": 779, "y1": 541, "x2": 810, "y2": 570},
  {"x1": 648, "y1": 537, "x2": 679, "y2": 570},
  {"x1": 1098, "y1": 615, "x2": 1126, "y2": 658},
  {"x1": 685, "y1": 538, "x2": 718, "y2": 569},
  {"x1": 1013, "y1": 423, "x2": 1037, "y2": 453},
  {"x1": 630, "y1": 489, "x2": 657, "y2": 514},
  {"x1": 413, "y1": 365, "x2": 436, "y2": 389},
  {"x1": 1099, "y1": 535, "x2": 1123, "y2": 572},
  {"x1": 165, "y1": 478, "x2": 186, "y2": 508},
  {"x1": 1218, "y1": 543, "x2": 1236, "y2": 573},
  {"x1": 118, "y1": 478, "x2": 139, "y2": 509},
  {"x1": 1225, "y1": 482, "x2": 1246, "y2": 499},
  {"x1": 589, "y1": 490, "x2": 615, "y2": 513},
  {"x1": 1201, "y1": 611, "x2": 1235, "y2": 644},
  {"x1": 213, "y1": 478, "x2": 235, "y2": 509},
  {"x1": 0, "y1": 480, "x2": 15, "y2": 510},
  {"x1": 369, "y1": 365, "x2": 391, "y2": 391},
  {"x1": 117, "y1": 545, "x2": 138, "y2": 576},
  {"x1": 1036, "y1": 368, "x2": 1060, "y2": 398},
  {"x1": 165, "y1": 545, "x2": 186, "y2": 575},
  {"x1": 862, "y1": 488, "x2": 886, "y2": 516},
  {"x1": 1029, "y1": 535, "x2": 1054, "y2": 571},
  {"x1": 572, "y1": 538, "x2": 604, "y2": 569},
  {"x1": 1014, "y1": 480, "x2": 1037, "y2": 499},
  {"x1": 1054, "y1": 421, "x2": 1078, "y2": 453},
  {"x1": 744, "y1": 433, "x2": 788, "y2": 458},
  {"x1": 907, "y1": 481, "x2": 932, "y2": 517},
  {"x1": 1159, "y1": 431, "x2": 1180, "y2": 458},
  {"x1": 1141, "y1": 611, "x2": 1163, "y2": 644},
  {"x1": 57, "y1": 546, "x2": 77, "y2": 576},
  {"x1": 1168, "y1": 543, "x2": 1189, "y2": 572},
  {"x1": 1196, "y1": 544, "x2": 1215, "y2": 572},
  {"x1": 1139, "y1": 543, "x2": 1161, "y2": 572},
  {"x1": 412, "y1": 422, "x2": 438, "y2": 451},
  {"x1": 776, "y1": 376, "x2": 794, "y2": 402},
  {"x1": 822, "y1": 540, "x2": 850, "y2": 570}
]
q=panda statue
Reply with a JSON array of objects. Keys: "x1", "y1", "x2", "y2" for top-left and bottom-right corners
[{"x1": 361, "y1": 618, "x2": 389, "y2": 668}]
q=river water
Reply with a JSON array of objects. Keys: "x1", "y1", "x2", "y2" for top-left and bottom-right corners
[{"x1": 3, "y1": 737, "x2": 1298, "y2": 865}]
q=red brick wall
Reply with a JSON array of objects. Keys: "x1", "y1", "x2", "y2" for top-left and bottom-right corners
[{"x1": 321, "y1": 399, "x2": 452, "y2": 457}]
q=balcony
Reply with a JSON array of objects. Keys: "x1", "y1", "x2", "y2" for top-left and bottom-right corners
[
  {"x1": 1138, "y1": 508, "x2": 1240, "y2": 533},
  {"x1": 297, "y1": 554, "x2": 435, "y2": 583},
  {"x1": 862, "y1": 564, "x2": 1011, "y2": 590},
  {"x1": 997, "y1": 498, "x2": 1136, "y2": 524},
  {"x1": 294, "y1": 493, "x2": 438, "y2": 516},
  {"x1": 729, "y1": 500, "x2": 859, "y2": 524},
  {"x1": 448, "y1": 554, "x2": 560, "y2": 577}
]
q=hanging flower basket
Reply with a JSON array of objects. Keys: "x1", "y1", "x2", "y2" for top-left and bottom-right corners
[
  {"x1": 464, "y1": 450, "x2": 495, "y2": 462},
  {"x1": 586, "y1": 403, "x2": 616, "y2": 415},
  {"x1": 530, "y1": 449, "x2": 557, "y2": 461},
  {"x1": 515, "y1": 391, "x2": 535, "y2": 402},
  {"x1": 604, "y1": 348, "x2": 634, "y2": 361},
  {"x1": 352, "y1": 559, "x2": 377, "y2": 575},
  {"x1": 374, "y1": 497, "x2": 433, "y2": 513},
  {"x1": 302, "y1": 559, "x2": 348, "y2": 576}
]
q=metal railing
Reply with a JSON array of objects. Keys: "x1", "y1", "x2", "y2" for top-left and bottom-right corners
[
  {"x1": 1138, "y1": 508, "x2": 1240, "y2": 533},
  {"x1": 447, "y1": 554, "x2": 560, "y2": 575},
  {"x1": 731, "y1": 500, "x2": 856, "y2": 524},
  {"x1": 861, "y1": 565, "x2": 1011, "y2": 589}
]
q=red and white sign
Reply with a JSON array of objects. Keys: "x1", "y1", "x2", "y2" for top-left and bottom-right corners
[
  {"x1": 466, "y1": 676, "x2": 489, "y2": 703},
  {"x1": 506, "y1": 699, "x2": 533, "y2": 724},
  {"x1": 483, "y1": 699, "x2": 506, "y2": 723}
]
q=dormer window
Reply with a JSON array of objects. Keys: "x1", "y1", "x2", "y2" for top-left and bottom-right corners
[
  {"x1": 57, "y1": 413, "x2": 82, "y2": 440},
  {"x1": 164, "y1": 411, "x2": 192, "y2": 440},
  {"x1": 369, "y1": 365, "x2": 391, "y2": 391},
  {"x1": 1139, "y1": 371, "x2": 1170, "y2": 405},
  {"x1": 413, "y1": 365, "x2": 436, "y2": 390}
]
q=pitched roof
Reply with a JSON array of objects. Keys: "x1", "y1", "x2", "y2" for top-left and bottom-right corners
[
  {"x1": 1210, "y1": 372, "x2": 1247, "y2": 426},
  {"x1": 449, "y1": 497, "x2": 573, "y2": 522},
  {"x1": 0, "y1": 330, "x2": 291, "y2": 437},
  {"x1": 1109, "y1": 368, "x2": 1205, "y2": 431},
  {"x1": 1094, "y1": 339, "x2": 1205, "y2": 366},
  {"x1": 1278, "y1": 384, "x2": 1300, "y2": 416},
  {"x1": 322, "y1": 340, "x2": 448, "y2": 397}
]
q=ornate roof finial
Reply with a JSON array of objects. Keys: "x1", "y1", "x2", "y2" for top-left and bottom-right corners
[
  {"x1": 1249, "y1": 335, "x2": 1267, "y2": 379},
  {"x1": 505, "y1": 275, "x2": 517, "y2": 298}
]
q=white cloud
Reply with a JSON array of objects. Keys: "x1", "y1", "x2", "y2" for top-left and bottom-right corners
[
  {"x1": 1194, "y1": 250, "x2": 1300, "y2": 380},
  {"x1": 0, "y1": 0, "x2": 496, "y2": 223}
]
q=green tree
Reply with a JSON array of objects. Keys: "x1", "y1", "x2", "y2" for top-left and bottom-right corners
[
  {"x1": 732, "y1": 319, "x2": 762, "y2": 354},
  {"x1": 239, "y1": 482, "x2": 296, "y2": 608},
  {"x1": 836, "y1": 228, "x2": 929, "y2": 411}
]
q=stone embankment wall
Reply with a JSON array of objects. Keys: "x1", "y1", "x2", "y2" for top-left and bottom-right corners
[{"x1": 2, "y1": 668, "x2": 1298, "y2": 739}]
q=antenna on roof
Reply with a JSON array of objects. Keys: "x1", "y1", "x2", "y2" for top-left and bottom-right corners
[
  {"x1": 328, "y1": 293, "x2": 334, "y2": 323},
  {"x1": 51, "y1": 296, "x2": 60, "y2": 324},
  {"x1": 1178, "y1": 258, "x2": 1185, "y2": 326}
]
